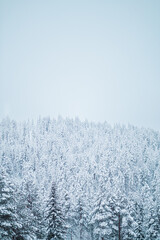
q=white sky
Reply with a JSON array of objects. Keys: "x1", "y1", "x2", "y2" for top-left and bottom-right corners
[{"x1": 0, "y1": 0, "x2": 160, "y2": 130}]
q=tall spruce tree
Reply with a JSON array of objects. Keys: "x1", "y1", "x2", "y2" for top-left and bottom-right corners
[
  {"x1": 133, "y1": 202, "x2": 145, "y2": 240},
  {"x1": 106, "y1": 193, "x2": 136, "y2": 240},
  {"x1": 74, "y1": 198, "x2": 89, "y2": 240},
  {"x1": 145, "y1": 201, "x2": 160, "y2": 240},
  {"x1": 0, "y1": 170, "x2": 20, "y2": 239},
  {"x1": 63, "y1": 192, "x2": 76, "y2": 240},
  {"x1": 16, "y1": 179, "x2": 45, "y2": 240},
  {"x1": 46, "y1": 182, "x2": 65, "y2": 240},
  {"x1": 91, "y1": 193, "x2": 112, "y2": 240}
]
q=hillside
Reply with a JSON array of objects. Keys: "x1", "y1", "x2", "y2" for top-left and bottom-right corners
[{"x1": 0, "y1": 117, "x2": 160, "y2": 239}]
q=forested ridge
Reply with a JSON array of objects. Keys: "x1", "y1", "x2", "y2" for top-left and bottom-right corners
[{"x1": 0, "y1": 117, "x2": 160, "y2": 239}]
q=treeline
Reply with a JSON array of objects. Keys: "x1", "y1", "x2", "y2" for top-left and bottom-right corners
[{"x1": 0, "y1": 117, "x2": 160, "y2": 239}]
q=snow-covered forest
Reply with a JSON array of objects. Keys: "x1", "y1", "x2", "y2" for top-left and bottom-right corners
[{"x1": 0, "y1": 117, "x2": 160, "y2": 240}]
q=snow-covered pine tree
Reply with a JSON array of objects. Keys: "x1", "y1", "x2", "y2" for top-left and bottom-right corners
[
  {"x1": 145, "y1": 200, "x2": 160, "y2": 240},
  {"x1": 16, "y1": 178, "x2": 46, "y2": 239},
  {"x1": 16, "y1": 181, "x2": 35, "y2": 239},
  {"x1": 121, "y1": 198, "x2": 137, "y2": 240},
  {"x1": 107, "y1": 192, "x2": 136, "y2": 240},
  {"x1": 46, "y1": 182, "x2": 66, "y2": 240},
  {"x1": 74, "y1": 197, "x2": 89, "y2": 240},
  {"x1": 133, "y1": 201, "x2": 145, "y2": 239},
  {"x1": 0, "y1": 170, "x2": 20, "y2": 239},
  {"x1": 62, "y1": 191, "x2": 76, "y2": 240},
  {"x1": 90, "y1": 193, "x2": 112, "y2": 240}
]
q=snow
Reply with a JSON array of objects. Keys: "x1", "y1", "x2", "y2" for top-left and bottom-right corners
[{"x1": 0, "y1": 117, "x2": 160, "y2": 239}]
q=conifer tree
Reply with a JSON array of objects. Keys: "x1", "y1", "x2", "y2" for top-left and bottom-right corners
[
  {"x1": 74, "y1": 198, "x2": 89, "y2": 240},
  {"x1": 145, "y1": 201, "x2": 160, "y2": 240},
  {"x1": 91, "y1": 193, "x2": 112, "y2": 240},
  {"x1": 63, "y1": 192, "x2": 76, "y2": 240},
  {"x1": 46, "y1": 182, "x2": 65, "y2": 240},
  {"x1": 133, "y1": 202, "x2": 145, "y2": 239},
  {"x1": 16, "y1": 179, "x2": 45, "y2": 239},
  {"x1": 0, "y1": 170, "x2": 19, "y2": 239},
  {"x1": 107, "y1": 193, "x2": 136, "y2": 240}
]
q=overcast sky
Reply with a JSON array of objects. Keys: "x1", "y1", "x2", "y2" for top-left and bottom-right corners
[{"x1": 0, "y1": 0, "x2": 160, "y2": 130}]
